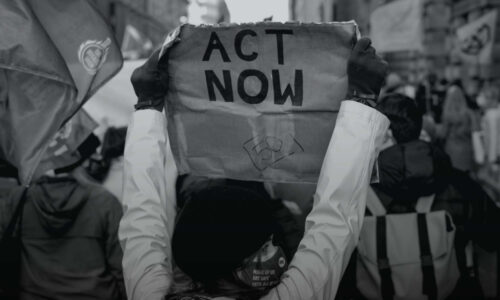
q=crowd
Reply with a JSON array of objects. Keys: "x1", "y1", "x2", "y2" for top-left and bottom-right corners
[
  {"x1": 1, "y1": 39, "x2": 500, "y2": 300},
  {"x1": 381, "y1": 71, "x2": 500, "y2": 192},
  {"x1": 2, "y1": 0, "x2": 500, "y2": 299}
]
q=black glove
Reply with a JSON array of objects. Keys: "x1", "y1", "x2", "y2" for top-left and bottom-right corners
[
  {"x1": 130, "y1": 48, "x2": 168, "y2": 112},
  {"x1": 347, "y1": 37, "x2": 388, "y2": 107}
]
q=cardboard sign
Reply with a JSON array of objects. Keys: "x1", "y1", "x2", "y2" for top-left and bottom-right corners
[{"x1": 162, "y1": 22, "x2": 358, "y2": 183}]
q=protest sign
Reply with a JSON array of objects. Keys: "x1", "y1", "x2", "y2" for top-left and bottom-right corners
[
  {"x1": 370, "y1": 0, "x2": 423, "y2": 53},
  {"x1": 457, "y1": 10, "x2": 498, "y2": 65},
  {"x1": 0, "y1": 0, "x2": 122, "y2": 184},
  {"x1": 161, "y1": 22, "x2": 358, "y2": 183}
]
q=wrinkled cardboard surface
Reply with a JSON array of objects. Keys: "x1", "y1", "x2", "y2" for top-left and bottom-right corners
[{"x1": 162, "y1": 22, "x2": 357, "y2": 183}]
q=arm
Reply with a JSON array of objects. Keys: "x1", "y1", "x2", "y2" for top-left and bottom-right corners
[
  {"x1": 262, "y1": 101, "x2": 389, "y2": 300},
  {"x1": 118, "y1": 109, "x2": 174, "y2": 300}
]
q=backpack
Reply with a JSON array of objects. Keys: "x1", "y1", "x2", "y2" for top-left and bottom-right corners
[{"x1": 356, "y1": 188, "x2": 460, "y2": 300}]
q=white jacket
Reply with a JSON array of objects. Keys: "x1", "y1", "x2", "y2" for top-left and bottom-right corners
[{"x1": 119, "y1": 100, "x2": 389, "y2": 300}]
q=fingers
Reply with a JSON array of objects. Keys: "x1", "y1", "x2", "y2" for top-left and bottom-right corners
[
  {"x1": 353, "y1": 37, "x2": 372, "y2": 53},
  {"x1": 365, "y1": 46, "x2": 376, "y2": 56}
]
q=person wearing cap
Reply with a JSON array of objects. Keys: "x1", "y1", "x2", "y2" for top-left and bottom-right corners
[
  {"x1": 1, "y1": 134, "x2": 126, "y2": 299},
  {"x1": 120, "y1": 37, "x2": 390, "y2": 300}
]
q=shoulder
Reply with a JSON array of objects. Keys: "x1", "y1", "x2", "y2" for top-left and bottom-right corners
[{"x1": 83, "y1": 184, "x2": 122, "y2": 215}]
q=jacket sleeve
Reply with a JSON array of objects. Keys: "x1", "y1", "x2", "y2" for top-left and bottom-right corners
[
  {"x1": 261, "y1": 101, "x2": 389, "y2": 300},
  {"x1": 102, "y1": 191, "x2": 127, "y2": 300},
  {"x1": 119, "y1": 109, "x2": 178, "y2": 300}
]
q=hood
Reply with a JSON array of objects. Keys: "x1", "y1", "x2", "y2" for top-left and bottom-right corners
[
  {"x1": 375, "y1": 140, "x2": 453, "y2": 200},
  {"x1": 29, "y1": 176, "x2": 87, "y2": 235}
]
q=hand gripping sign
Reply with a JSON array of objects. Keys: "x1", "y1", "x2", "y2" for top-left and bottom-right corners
[{"x1": 161, "y1": 22, "x2": 358, "y2": 183}]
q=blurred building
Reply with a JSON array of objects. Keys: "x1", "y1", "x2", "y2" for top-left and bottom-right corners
[
  {"x1": 322, "y1": 0, "x2": 447, "y2": 82},
  {"x1": 382, "y1": 0, "x2": 451, "y2": 83},
  {"x1": 291, "y1": 0, "x2": 336, "y2": 22},
  {"x1": 89, "y1": 0, "x2": 500, "y2": 82},
  {"x1": 316, "y1": 0, "x2": 500, "y2": 83},
  {"x1": 91, "y1": 0, "x2": 187, "y2": 48}
]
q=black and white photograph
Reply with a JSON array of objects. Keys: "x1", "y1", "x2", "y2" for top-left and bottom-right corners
[{"x1": 1, "y1": 0, "x2": 500, "y2": 299}]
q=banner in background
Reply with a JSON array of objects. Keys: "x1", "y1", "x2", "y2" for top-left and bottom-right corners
[
  {"x1": 370, "y1": 0, "x2": 423, "y2": 53},
  {"x1": 0, "y1": 0, "x2": 122, "y2": 184},
  {"x1": 457, "y1": 10, "x2": 498, "y2": 65},
  {"x1": 162, "y1": 22, "x2": 357, "y2": 183}
]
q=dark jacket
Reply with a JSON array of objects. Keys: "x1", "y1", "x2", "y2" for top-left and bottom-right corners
[
  {"x1": 337, "y1": 140, "x2": 500, "y2": 299},
  {"x1": 17, "y1": 176, "x2": 125, "y2": 300},
  {"x1": 372, "y1": 140, "x2": 500, "y2": 253}
]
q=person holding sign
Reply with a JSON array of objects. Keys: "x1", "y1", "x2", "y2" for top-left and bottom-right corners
[{"x1": 120, "y1": 36, "x2": 389, "y2": 300}]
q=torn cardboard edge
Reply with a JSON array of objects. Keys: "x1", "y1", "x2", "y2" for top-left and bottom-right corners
[{"x1": 159, "y1": 20, "x2": 360, "y2": 63}]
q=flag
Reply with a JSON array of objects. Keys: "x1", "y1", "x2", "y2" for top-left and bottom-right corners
[
  {"x1": 457, "y1": 10, "x2": 498, "y2": 64},
  {"x1": 370, "y1": 0, "x2": 423, "y2": 53},
  {"x1": 0, "y1": 0, "x2": 122, "y2": 184}
]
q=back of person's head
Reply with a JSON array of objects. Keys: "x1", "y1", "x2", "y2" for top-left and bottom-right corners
[
  {"x1": 53, "y1": 133, "x2": 100, "y2": 175},
  {"x1": 477, "y1": 83, "x2": 500, "y2": 109},
  {"x1": 101, "y1": 127, "x2": 127, "y2": 161},
  {"x1": 172, "y1": 179, "x2": 276, "y2": 284},
  {"x1": 85, "y1": 127, "x2": 127, "y2": 182},
  {"x1": 376, "y1": 93, "x2": 423, "y2": 144},
  {"x1": 442, "y1": 83, "x2": 470, "y2": 123}
]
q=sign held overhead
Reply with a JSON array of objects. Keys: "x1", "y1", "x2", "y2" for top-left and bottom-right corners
[{"x1": 161, "y1": 22, "x2": 358, "y2": 183}]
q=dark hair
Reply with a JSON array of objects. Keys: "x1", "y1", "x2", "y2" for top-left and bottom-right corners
[
  {"x1": 86, "y1": 127, "x2": 127, "y2": 182},
  {"x1": 101, "y1": 127, "x2": 127, "y2": 161},
  {"x1": 172, "y1": 178, "x2": 276, "y2": 283},
  {"x1": 376, "y1": 93, "x2": 423, "y2": 144},
  {"x1": 54, "y1": 133, "x2": 100, "y2": 174}
]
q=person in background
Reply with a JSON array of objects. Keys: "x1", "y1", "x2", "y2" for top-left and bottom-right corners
[
  {"x1": 382, "y1": 73, "x2": 416, "y2": 100},
  {"x1": 415, "y1": 73, "x2": 438, "y2": 117},
  {"x1": 464, "y1": 76, "x2": 484, "y2": 111},
  {"x1": 336, "y1": 93, "x2": 500, "y2": 299},
  {"x1": 415, "y1": 73, "x2": 449, "y2": 124},
  {"x1": 86, "y1": 127, "x2": 128, "y2": 201},
  {"x1": 474, "y1": 84, "x2": 500, "y2": 198},
  {"x1": 473, "y1": 82, "x2": 500, "y2": 299},
  {"x1": 440, "y1": 80, "x2": 479, "y2": 173},
  {"x1": 476, "y1": 84, "x2": 500, "y2": 166},
  {"x1": 14, "y1": 134, "x2": 126, "y2": 300}
]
